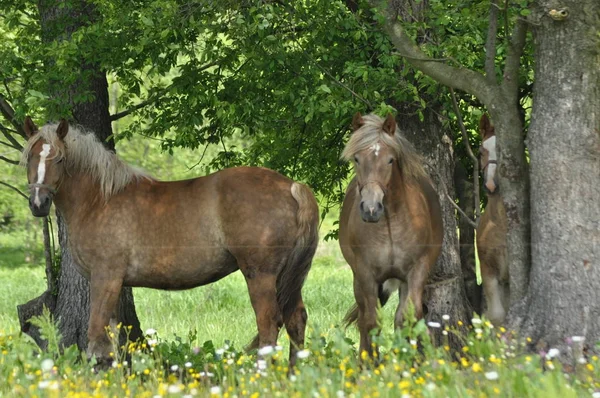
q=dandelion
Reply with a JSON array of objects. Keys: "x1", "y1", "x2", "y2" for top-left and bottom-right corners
[
  {"x1": 297, "y1": 350, "x2": 310, "y2": 359},
  {"x1": 258, "y1": 346, "x2": 274, "y2": 356},
  {"x1": 145, "y1": 328, "x2": 157, "y2": 336},
  {"x1": 210, "y1": 386, "x2": 221, "y2": 395},
  {"x1": 471, "y1": 363, "x2": 482, "y2": 373},
  {"x1": 41, "y1": 359, "x2": 54, "y2": 372},
  {"x1": 485, "y1": 371, "x2": 499, "y2": 380},
  {"x1": 442, "y1": 314, "x2": 450, "y2": 321},
  {"x1": 587, "y1": 364, "x2": 595, "y2": 371}
]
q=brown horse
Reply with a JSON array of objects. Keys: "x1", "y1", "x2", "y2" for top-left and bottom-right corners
[
  {"x1": 339, "y1": 113, "x2": 443, "y2": 357},
  {"x1": 476, "y1": 114, "x2": 508, "y2": 326},
  {"x1": 21, "y1": 117, "x2": 319, "y2": 368}
]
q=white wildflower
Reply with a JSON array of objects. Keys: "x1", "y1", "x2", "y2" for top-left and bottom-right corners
[
  {"x1": 471, "y1": 318, "x2": 482, "y2": 325},
  {"x1": 210, "y1": 386, "x2": 221, "y2": 395},
  {"x1": 297, "y1": 349, "x2": 310, "y2": 359},
  {"x1": 546, "y1": 348, "x2": 560, "y2": 359},
  {"x1": 258, "y1": 346, "x2": 274, "y2": 356},
  {"x1": 485, "y1": 371, "x2": 499, "y2": 380},
  {"x1": 275, "y1": 345, "x2": 283, "y2": 351},
  {"x1": 257, "y1": 360, "x2": 267, "y2": 370},
  {"x1": 41, "y1": 358, "x2": 54, "y2": 372},
  {"x1": 572, "y1": 336, "x2": 585, "y2": 343},
  {"x1": 442, "y1": 314, "x2": 450, "y2": 321},
  {"x1": 427, "y1": 321, "x2": 441, "y2": 328},
  {"x1": 145, "y1": 328, "x2": 157, "y2": 336},
  {"x1": 215, "y1": 348, "x2": 225, "y2": 356},
  {"x1": 168, "y1": 384, "x2": 182, "y2": 394},
  {"x1": 170, "y1": 365, "x2": 179, "y2": 372},
  {"x1": 185, "y1": 362, "x2": 192, "y2": 368}
]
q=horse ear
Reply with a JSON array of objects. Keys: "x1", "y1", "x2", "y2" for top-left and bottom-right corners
[
  {"x1": 479, "y1": 114, "x2": 494, "y2": 139},
  {"x1": 352, "y1": 112, "x2": 364, "y2": 131},
  {"x1": 23, "y1": 116, "x2": 38, "y2": 138},
  {"x1": 382, "y1": 113, "x2": 396, "y2": 136},
  {"x1": 56, "y1": 119, "x2": 69, "y2": 140}
]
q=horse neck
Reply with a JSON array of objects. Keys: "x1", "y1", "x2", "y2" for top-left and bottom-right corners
[
  {"x1": 54, "y1": 171, "x2": 103, "y2": 223},
  {"x1": 384, "y1": 163, "x2": 409, "y2": 214}
]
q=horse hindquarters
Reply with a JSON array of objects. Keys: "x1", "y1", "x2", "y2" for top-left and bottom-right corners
[{"x1": 244, "y1": 182, "x2": 318, "y2": 368}]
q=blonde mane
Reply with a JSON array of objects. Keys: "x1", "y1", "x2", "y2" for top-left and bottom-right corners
[
  {"x1": 21, "y1": 123, "x2": 152, "y2": 199},
  {"x1": 341, "y1": 113, "x2": 427, "y2": 180}
]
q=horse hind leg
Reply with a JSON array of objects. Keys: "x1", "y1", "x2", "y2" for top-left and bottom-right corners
[
  {"x1": 245, "y1": 272, "x2": 282, "y2": 350},
  {"x1": 283, "y1": 294, "x2": 307, "y2": 370}
]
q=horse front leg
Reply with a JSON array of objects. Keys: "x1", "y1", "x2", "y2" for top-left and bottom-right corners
[
  {"x1": 353, "y1": 274, "x2": 379, "y2": 360},
  {"x1": 87, "y1": 272, "x2": 123, "y2": 366},
  {"x1": 396, "y1": 259, "x2": 429, "y2": 327}
]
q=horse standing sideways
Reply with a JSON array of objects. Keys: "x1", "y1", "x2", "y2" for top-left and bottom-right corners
[
  {"x1": 21, "y1": 117, "x2": 319, "y2": 368},
  {"x1": 476, "y1": 114, "x2": 508, "y2": 326},
  {"x1": 339, "y1": 113, "x2": 443, "y2": 357}
]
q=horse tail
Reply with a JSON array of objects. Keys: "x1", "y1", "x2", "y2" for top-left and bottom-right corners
[
  {"x1": 343, "y1": 279, "x2": 400, "y2": 327},
  {"x1": 246, "y1": 182, "x2": 319, "y2": 351}
]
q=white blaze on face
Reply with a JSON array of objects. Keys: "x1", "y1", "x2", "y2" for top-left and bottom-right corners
[
  {"x1": 34, "y1": 144, "x2": 51, "y2": 207},
  {"x1": 370, "y1": 142, "x2": 381, "y2": 157},
  {"x1": 482, "y1": 136, "x2": 497, "y2": 191}
]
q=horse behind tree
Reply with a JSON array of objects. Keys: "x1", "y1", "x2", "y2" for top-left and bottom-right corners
[
  {"x1": 476, "y1": 114, "x2": 508, "y2": 326},
  {"x1": 21, "y1": 117, "x2": 319, "y2": 369},
  {"x1": 339, "y1": 113, "x2": 443, "y2": 357}
]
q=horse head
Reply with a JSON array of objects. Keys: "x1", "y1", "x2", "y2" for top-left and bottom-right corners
[
  {"x1": 22, "y1": 117, "x2": 68, "y2": 217},
  {"x1": 347, "y1": 112, "x2": 399, "y2": 223},
  {"x1": 479, "y1": 114, "x2": 498, "y2": 194}
]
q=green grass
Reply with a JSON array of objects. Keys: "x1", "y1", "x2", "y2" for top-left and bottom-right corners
[{"x1": 1, "y1": 227, "x2": 599, "y2": 397}]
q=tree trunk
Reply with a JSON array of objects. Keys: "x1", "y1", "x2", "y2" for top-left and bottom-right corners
[
  {"x1": 397, "y1": 103, "x2": 472, "y2": 348},
  {"x1": 512, "y1": 0, "x2": 600, "y2": 356},
  {"x1": 18, "y1": 0, "x2": 142, "y2": 351},
  {"x1": 454, "y1": 162, "x2": 481, "y2": 314}
]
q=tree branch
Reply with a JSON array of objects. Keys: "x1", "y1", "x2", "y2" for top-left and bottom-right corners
[
  {"x1": 0, "y1": 155, "x2": 19, "y2": 165},
  {"x1": 373, "y1": 0, "x2": 494, "y2": 104},
  {"x1": 485, "y1": 0, "x2": 499, "y2": 83},
  {"x1": 110, "y1": 97, "x2": 157, "y2": 121},
  {"x1": 450, "y1": 88, "x2": 481, "y2": 224},
  {"x1": 446, "y1": 192, "x2": 478, "y2": 229},
  {"x1": 0, "y1": 181, "x2": 28, "y2": 199},
  {"x1": 0, "y1": 93, "x2": 25, "y2": 139},
  {"x1": 501, "y1": 18, "x2": 528, "y2": 100}
]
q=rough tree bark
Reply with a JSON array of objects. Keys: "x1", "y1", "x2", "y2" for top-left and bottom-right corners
[
  {"x1": 17, "y1": 0, "x2": 142, "y2": 351},
  {"x1": 376, "y1": 0, "x2": 531, "y2": 316},
  {"x1": 396, "y1": 102, "x2": 472, "y2": 347},
  {"x1": 454, "y1": 162, "x2": 481, "y2": 314},
  {"x1": 511, "y1": 0, "x2": 600, "y2": 355}
]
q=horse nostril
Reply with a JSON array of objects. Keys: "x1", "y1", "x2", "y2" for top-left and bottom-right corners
[
  {"x1": 43, "y1": 196, "x2": 51, "y2": 206},
  {"x1": 360, "y1": 201, "x2": 365, "y2": 212},
  {"x1": 377, "y1": 202, "x2": 383, "y2": 212}
]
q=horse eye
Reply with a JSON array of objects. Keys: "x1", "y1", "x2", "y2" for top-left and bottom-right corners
[
  {"x1": 354, "y1": 156, "x2": 359, "y2": 164},
  {"x1": 388, "y1": 158, "x2": 394, "y2": 165}
]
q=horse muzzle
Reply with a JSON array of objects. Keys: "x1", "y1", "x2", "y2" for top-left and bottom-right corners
[
  {"x1": 29, "y1": 191, "x2": 53, "y2": 217},
  {"x1": 360, "y1": 200, "x2": 384, "y2": 223}
]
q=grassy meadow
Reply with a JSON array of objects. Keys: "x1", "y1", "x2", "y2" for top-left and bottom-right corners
[
  {"x1": 2, "y1": 223, "x2": 600, "y2": 398},
  {"x1": 1, "y1": 137, "x2": 599, "y2": 397}
]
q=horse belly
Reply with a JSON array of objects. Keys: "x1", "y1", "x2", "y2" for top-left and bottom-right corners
[{"x1": 124, "y1": 246, "x2": 238, "y2": 290}]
